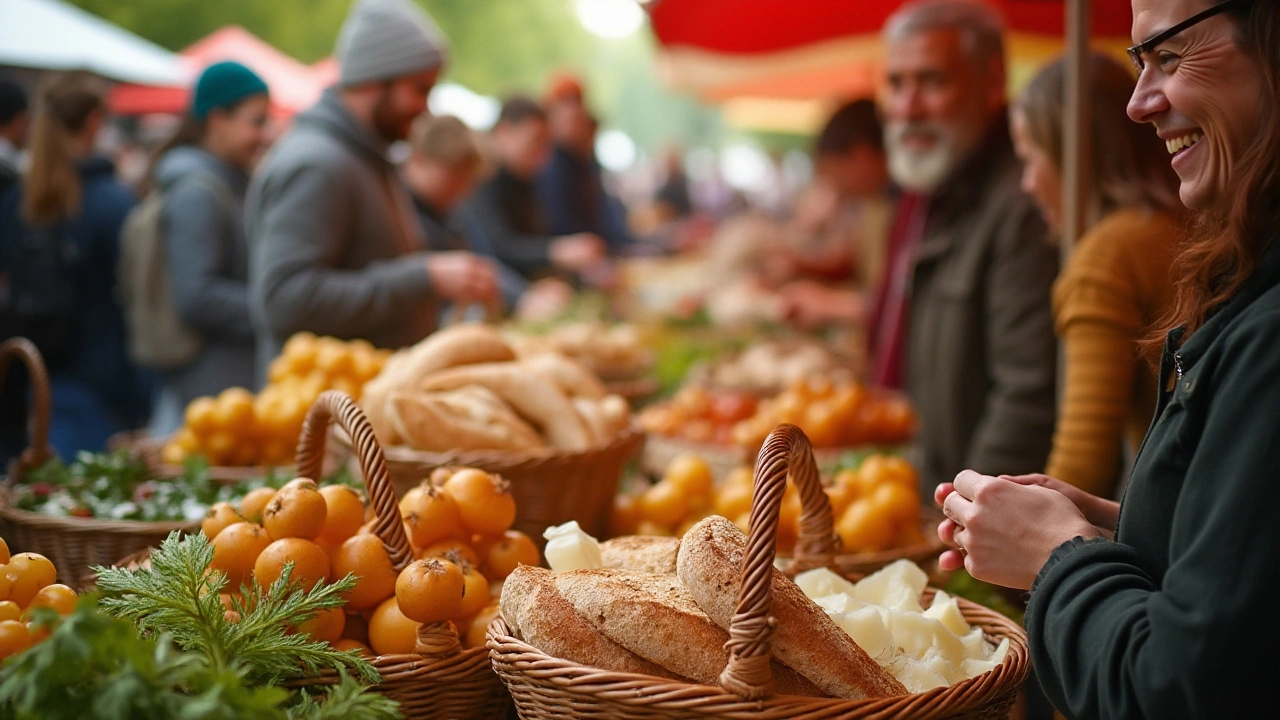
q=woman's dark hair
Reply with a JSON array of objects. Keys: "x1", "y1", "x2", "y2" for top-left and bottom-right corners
[
  {"x1": 815, "y1": 99, "x2": 884, "y2": 157},
  {"x1": 22, "y1": 72, "x2": 105, "y2": 225},
  {"x1": 139, "y1": 94, "x2": 256, "y2": 196},
  {"x1": 1157, "y1": 0, "x2": 1280, "y2": 344},
  {"x1": 1015, "y1": 52, "x2": 1182, "y2": 219},
  {"x1": 497, "y1": 95, "x2": 546, "y2": 127}
]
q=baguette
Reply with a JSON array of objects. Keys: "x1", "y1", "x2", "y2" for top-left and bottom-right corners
[
  {"x1": 500, "y1": 565, "x2": 680, "y2": 679},
  {"x1": 677, "y1": 516, "x2": 908, "y2": 699},
  {"x1": 599, "y1": 535, "x2": 679, "y2": 575},
  {"x1": 554, "y1": 568, "x2": 825, "y2": 696},
  {"x1": 385, "y1": 388, "x2": 545, "y2": 452},
  {"x1": 400, "y1": 324, "x2": 516, "y2": 381},
  {"x1": 417, "y1": 362, "x2": 592, "y2": 450},
  {"x1": 521, "y1": 353, "x2": 608, "y2": 399}
]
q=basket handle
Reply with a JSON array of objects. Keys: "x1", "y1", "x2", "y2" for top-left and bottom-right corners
[
  {"x1": 0, "y1": 338, "x2": 54, "y2": 480},
  {"x1": 295, "y1": 390, "x2": 414, "y2": 570},
  {"x1": 719, "y1": 423, "x2": 839, "y2": 700}
]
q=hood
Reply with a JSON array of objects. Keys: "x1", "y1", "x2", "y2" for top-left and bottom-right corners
[
  {"x1": 293, "y1": 88, "x2": 390, "y2": 167},
  {"x1": 154, "y1": 145, "x2": 246, "y2": 194}
]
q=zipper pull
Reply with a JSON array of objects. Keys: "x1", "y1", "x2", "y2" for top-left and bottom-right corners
[{"x1": 1174, "y1": 354, "x2": 1184, "y2": 379}]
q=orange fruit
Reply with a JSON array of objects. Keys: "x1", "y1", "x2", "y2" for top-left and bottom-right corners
[
  {"x1": 442, "y1": 469, "x2": 516, "y2": 536},
  {"x1": 211, "y1": 523, "x2": 273, "y2": 591},
  {"x1": 217, "y1": 387, "x2": 257, "y2": 430},
  {"x1": 416, "y1": 539, "x2": 479, "y2": 568},
  {"x1": 870, "y1": 481, "x2": 920, "y2": 526},
  {"x1": 665, "y1": 454, "x2": 713, "y2": 499},
  {"x1": 0, "y1": 538, "x2": 10, "y2": 566},
  {"x1": 0, "y1": 601, "x2": 19, "y2": 623},
  {"x1": 262, "y1": 478, "x2": 328, "y2": 541},
  {"x1": 836, "y1": 499, "x2": 895, "y2": 553},
  {"x1": 201, "y1": 502, "x2": 246, "y2": 540},
  {"x1": 296, "y1": 605, "x2": 346, "y2": 643},
  {"x1": 253, "y1": 538, "x2": 330, "y2": 591},
  {"x1": 25, "y1": 618, "x2": 48, "y2": 643},
  {"x1": 639, "y1": 480, "x2": 686, "y2": 528},
  {"x1": 713, "y1": 483, "x2": 753, "y2": 523},
  {"x1": 318, "y1": 485, "x2": 365, "y2": 546},
  {"x1": 184, "y1": 397, "x2": 219, "y2": 437},
  {"x1": 635, "y1": 520, "x2": 672, "y2": 536},
  {"x1": 399, "y1": 482, "x2": 463, "y2": 548},
  {"x1": 332, "y1": 638, "x2": 372, "y2": 657},
  {"x1": 368, "y1": 596, "x2": 420, "y2": 656},
  {"x1": 202, "y1": 431, "x2": 237, "y2": 466},
  {"x1": 0, "y1": 572, "x2": 11, "y2": 603},
  {"x1": 330, "y1": 534, "x2": 397, "y2": 611},
  {"x1": 0, "y1": 619, "x2": 31, "y2": 659},
  {"x1": 395, "y1": 558, "x2": 465, "y2": 624},
  {"x1": 239, "y1": 487, "x2": 277, "y2": 524},
  {"x1": 461, "y1": 600, "x2": 501, "y2": 649},
  {"x1": 26, "y1": 584, "x2": 75, "y2": 616},
  {"x1": 457, "y1": 563, "x2": 490, "y2": 618},
  {"x1": 483, "y1": 530, "x2": 540, "y2": 581},
  {"x1": 5, "y1": 554, "x2": 56, "y2": 608}
]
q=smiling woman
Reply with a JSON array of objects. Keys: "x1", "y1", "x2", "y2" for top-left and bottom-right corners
[{"x1": 931, "y1": 0, "x2": 1280, "y2": 718}]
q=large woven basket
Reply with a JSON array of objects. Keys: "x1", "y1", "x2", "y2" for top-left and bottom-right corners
[
  {"x1": 0, "y1": 338, "x2": 200, "y2": 588},
  {"x1": 487, "y1": 424, "x2": 1029, "y2": 719},
  {"x1": 291, "y1": 391, "x2": 510, "y2": 719},
  {"x1": 337, "y1": 427, "x2": 643, "y2": 546}
]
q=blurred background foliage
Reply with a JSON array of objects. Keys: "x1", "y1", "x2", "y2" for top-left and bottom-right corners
[{"x1": 67, "y1": 0, "x2": 730, "y2": 155}]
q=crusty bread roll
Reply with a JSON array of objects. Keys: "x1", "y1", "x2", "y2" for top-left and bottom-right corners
[
  {"x1": 521, "y1": 353, "x2": 607, "y2": 399},
  {"x1": 417, "y1": 362, "x2": 592, "y2": 451},
  {"x1": 599, "y1": 535, "x2": 679, "y2": 575},
  {"x1": 400, "y1": 324, "x2": 516, "y2": 381},
  {"x1": 500, "y1": 566, "x2": 680, "y2": 679},
  {"x1": 677, "y1": 516, "x2": 907, "y2": 699},
  {"x1": 554, "y1": 568, "x2": 824, "y2": 696},
  {"x1": 385, "y1": 387, "x2": 545, "y2": 452}
]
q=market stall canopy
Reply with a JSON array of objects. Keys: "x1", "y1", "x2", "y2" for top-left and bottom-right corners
[
  {"x1": 646, "y1": 0, "x2": 1134, "y2": 132},
  {"x1": 109, "y1": 26, "x2": 326, "y2": 118},
  {"x1": 0, "y1": 0, "x2": 184, "y2": 86}
]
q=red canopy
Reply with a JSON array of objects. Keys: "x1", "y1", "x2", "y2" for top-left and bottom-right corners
[
  {"x1": 108, "y1": 26, "x2": 328, "y2": 118},
  {"x1": 649, "y1": 0, "x2": 1134, "y2": 55}
]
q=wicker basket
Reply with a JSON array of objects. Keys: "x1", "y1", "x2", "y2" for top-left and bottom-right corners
[
  {"x1": 487, "y1": 424, "x2": 1029, "y2": 719},
  {"x1": 336, "y1": 427, "x2": 643, "y2": 546},
  {"x1": 112, "y1": 430, "x2": 348, "y2": 486},
  {"x1": 289, "y1": 391, "x2": 510, "y2": 719},
  {"x1": 0, "y1": 338, "x2": 201, "y2": 587}
]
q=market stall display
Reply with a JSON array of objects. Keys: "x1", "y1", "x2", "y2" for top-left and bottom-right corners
[
  {"x1": 355, "y1": 324, "x2": 642, "y2": 541},
  {"x1": 507, "y1": 321, "x2": 658, "y2": 399},
  {"x1": 687, "y1": 338, "x2": 854, "y2": 396},
  {"x1": 0, "y1": 536, "x2": 79, "y2": 661},
  {"x1": 487, "y1": 423, "x2": 1029, "y2": 718}
]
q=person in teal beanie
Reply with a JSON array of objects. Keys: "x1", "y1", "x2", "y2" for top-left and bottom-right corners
[{"x1": 139, "y1": 61, "x2": 272, "y2": 438}]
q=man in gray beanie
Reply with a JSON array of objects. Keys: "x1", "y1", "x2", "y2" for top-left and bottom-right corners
[{"x1": 245, "y1": 0, "x2": 496, "y2": 379}]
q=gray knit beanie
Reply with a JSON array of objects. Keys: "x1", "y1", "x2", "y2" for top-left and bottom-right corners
[{"x1": 336, "y1": 0, "x2": 449, "y2": 87}]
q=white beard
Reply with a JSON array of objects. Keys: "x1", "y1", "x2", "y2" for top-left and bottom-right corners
[{"x1": 885, "y1": 120, "x2": 968, "y2": 193}]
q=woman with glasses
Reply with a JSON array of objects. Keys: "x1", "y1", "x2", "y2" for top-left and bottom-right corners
[
  {"x1": 139, "y1": 62, "x2": 272, "y2": 436},
  {"x1": 934, "y1": 1, "x2": 1280, "y2": 717}
]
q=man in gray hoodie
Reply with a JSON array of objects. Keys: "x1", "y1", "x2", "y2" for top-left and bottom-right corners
[{"x1": 246, "y1": 0, "x2": 496, "y2": 380}]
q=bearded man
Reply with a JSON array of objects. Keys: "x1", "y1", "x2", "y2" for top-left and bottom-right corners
[
  {"x1": 246, "y1": 0, "x2": 497, "y2": 380},
  {"x1": 869, "y1": 0, "x2": 1060, "y2": 490}
]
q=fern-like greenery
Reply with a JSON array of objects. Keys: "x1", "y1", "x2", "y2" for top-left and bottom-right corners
[
  {"x1": 94, "y1": 532, "x2": 378, "y2": 686},
  {"x1": 286, "y1": 670, "x2": 401, "y2": 720}
]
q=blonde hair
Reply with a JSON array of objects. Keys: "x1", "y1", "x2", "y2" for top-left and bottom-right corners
[
  {"x1": 22, "y1": 72, "x2": 105, "y2": 226},
  {"x1": 408, "y1": 114, "x2": 483, "y2": 174}
]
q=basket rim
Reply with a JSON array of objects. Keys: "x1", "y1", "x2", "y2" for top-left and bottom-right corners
[
  {"x1": 338, "y1": 423, "x2": 645, "y2": 468},
  {"x1": 486, "y1": 588, "x2": 1030, "y2": 714},
  {"x1": 119, "y1": 432, "x2": 293, "y2": 481},
  {"x1": 0, "y1": 496, "x2": 200, "y2": 534}
]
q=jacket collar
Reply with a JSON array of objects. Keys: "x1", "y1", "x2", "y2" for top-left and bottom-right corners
[
  {"x1": 1173, "y1": 238, "x2": 1280, "y2": 367},
  {"x1": 295, "y1": 88, "x2": 391, "y2": 167}
]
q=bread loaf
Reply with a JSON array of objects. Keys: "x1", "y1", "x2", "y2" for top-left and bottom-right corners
[
  {"x1": 500, "y1": 566, "x2": 680, "y2": 679},
  {"x1": 521, "y1": 353, "x2": 608, "y2": 399},
  {"x1": 417, "y1": 363, "x2": 592, "y2": 450},
  {"x1": 399, "y1": 324, "x2": 516, "y2": 380},
  {"x1": 598, "y1": 535, "x2": 679, "y2": 575},
  {"x1": 385, "y1": 388, "x2": 545, "y2": 452},
  {"x1": 677, "y1": 516, "x2": 908, "y2": 699},
  {"x1": 553, "y1": 568, "x2": 825, "y2": 696}
]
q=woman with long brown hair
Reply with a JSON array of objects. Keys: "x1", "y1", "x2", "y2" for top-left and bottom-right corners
[
  {"x1": 0, "y1": 72, "x2": 150, "y2": 457},
  {"x1": 1010, "y1": 52, "x2": 1183, "y2": 497},
  {"x1": 933, "y1": 0, "x2": 1280, "y2": 717}
]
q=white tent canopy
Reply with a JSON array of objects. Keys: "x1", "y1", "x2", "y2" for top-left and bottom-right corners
[{"x1": 0, "y1": 0, "x2": 183, "y2": 86}]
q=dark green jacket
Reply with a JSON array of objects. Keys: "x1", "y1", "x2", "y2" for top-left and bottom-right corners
[{"x1": 1026, "y1": 240, "x2": 1280, "y2": 720}]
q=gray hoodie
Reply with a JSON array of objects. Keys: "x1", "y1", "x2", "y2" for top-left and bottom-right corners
[
  {"x1": 245, "y1": 89, "x2": 436, "y2": 383},
  {"x1": 148, "y1": 146, "x2": 256, "y2": 436}
]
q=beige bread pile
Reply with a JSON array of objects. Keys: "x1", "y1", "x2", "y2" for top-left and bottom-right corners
[
  {"x1": 692, "y1": 339, "x2": 853, "y2": 395},
  {"x1": 361, "y1": 324, "x2": 631, "y2": 453},
  {"x1": 499, "y1": 519, "x2": 910, "y2": 700},
  {"x1": 507, "y1": 322, "x2": 654, "y2": 380}
]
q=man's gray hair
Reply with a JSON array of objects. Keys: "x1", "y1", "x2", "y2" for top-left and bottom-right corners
[{"x1": 883, "y1": 0, "x2": 1006, "y2": 70}]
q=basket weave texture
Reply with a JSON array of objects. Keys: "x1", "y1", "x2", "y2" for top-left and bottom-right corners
[
  {"x1": 487, "y1": 424, "x2": 1029, "y2": 720},
  {"x1": 339, "y1": 426, "x2": 643, "y2": 546},
  {"x1": 0, "y1": 338, "x2": 199, "y2": 587},
  {"x1": 290, "y1": 391, "x2": 510, "y2": 720}
]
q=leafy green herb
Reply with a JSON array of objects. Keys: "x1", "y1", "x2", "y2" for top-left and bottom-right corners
[
  {"x1": 94, "y1": 532, "x2": 377, "y2": 687},
  {"x1": 286, "y1": 670, "x2": 400, "y2": 720}
]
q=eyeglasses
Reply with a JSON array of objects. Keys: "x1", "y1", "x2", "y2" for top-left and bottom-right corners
[{"x1": 1127, "y1": 0, "x2": 1252, "y2": 70}]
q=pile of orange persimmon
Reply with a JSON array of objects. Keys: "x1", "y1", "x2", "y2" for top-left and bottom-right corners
[
  {"x1": 0, "y1": 538, "x2": 79, "y2": 660},
  {"x1": 203, "y1": 467, "x2": 539, "y2": 655}
]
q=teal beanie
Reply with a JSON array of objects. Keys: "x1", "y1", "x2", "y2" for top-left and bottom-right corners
[{"x1": 191, "y1": 61, "x2": 269, "y2": 120}]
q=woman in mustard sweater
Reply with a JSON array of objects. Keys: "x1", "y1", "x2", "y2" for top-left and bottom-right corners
[{"x1": 1010, "y1": 53, "x2": 1183, "y2": 498}]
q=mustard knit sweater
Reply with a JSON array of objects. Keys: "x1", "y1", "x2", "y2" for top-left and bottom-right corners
[{"x1": 1044, "y1": 208, "x2": 1180, "y2": 498}]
